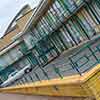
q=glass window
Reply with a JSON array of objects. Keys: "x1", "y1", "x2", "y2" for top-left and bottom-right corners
[
  {"x1": 3, "y1": 53, "x2": 12, "y2": 65},
  {"x1": 17, "y1": 58, "x2": 30, "y2": 69},
  {"x1": 0, "y1": 56, "x2": 8, "y2": 68},
  {"x1": 9, "y1": 47, "x2": 23, "y2": 61},
  {"x1": 23, "y1": 33, "x2": 35, "y2": 49}
]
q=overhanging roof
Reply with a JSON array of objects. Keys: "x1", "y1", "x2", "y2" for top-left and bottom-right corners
[
  {"x1": 12, "y1": 0, "x2": 52, "y2": 41},
  {"x1": 3, "y1": 4, "x2": 31, "y2": 37}
]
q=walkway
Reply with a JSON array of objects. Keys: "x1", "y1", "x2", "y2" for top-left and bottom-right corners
[{"x1": 0, "y1": 93, "x2": 92, "y2": 100}]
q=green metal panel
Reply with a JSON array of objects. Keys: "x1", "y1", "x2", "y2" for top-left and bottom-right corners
[
  {"x1": 27, "y1": 53, "x2": 40, "y2": 66},
  {"x1": 0, "y1": 65, "x2": 15, "y2": 81},
  {"x1": 19, "y1": 42, "x2": 28, "y2": 54}
]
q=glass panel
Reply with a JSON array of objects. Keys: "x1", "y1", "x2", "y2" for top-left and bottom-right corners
[
  {"x1": 23, "y1": 33, "x2": 35, "y2": 49},
  {"x1": 9, "y1": 47, "x2": 23, "y2": 61}
]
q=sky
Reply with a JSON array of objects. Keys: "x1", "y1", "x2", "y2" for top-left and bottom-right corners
[{"x1": 0, "y1": 0, "x2": 40, "y2": 38}]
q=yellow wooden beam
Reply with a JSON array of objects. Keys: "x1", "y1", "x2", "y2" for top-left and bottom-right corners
[{"x1": 1, "y1": 64, "x2": 100, "y2": 100}]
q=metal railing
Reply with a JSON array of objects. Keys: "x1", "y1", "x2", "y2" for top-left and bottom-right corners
[{"x1": 5, "y1": 36, "x2": 100, "y2": 87}]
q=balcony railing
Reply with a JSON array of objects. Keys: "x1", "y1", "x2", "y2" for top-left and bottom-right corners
[{"x1": 3, "y1": 36, "x2": 100, "y2": 87}]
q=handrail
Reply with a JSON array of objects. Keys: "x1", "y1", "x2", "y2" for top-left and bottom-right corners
[
  {"x1": 1, "y1": 64, "x2": 100, "y2": 99},
  {"x1": 2, "y1": 35, "x2": 100, "y2": 87}
]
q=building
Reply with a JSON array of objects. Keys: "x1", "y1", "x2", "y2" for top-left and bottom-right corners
[
  {"x1": 0, "y1": 4, "x2": 34, "y2": 50},
  {"x1": 0, "y1": 4, "x2": 35, "y2": 82},
  {"x1": 0, "y1": 0, "x2": 100, "y2": 88}
]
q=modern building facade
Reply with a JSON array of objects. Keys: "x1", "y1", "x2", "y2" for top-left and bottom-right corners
[
  {"x1": 0, "y1": 0, "x2": 100, "y2": 88},
  {"x1": 0, "y1": 4, "x2": 35, "y2": 82}
]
